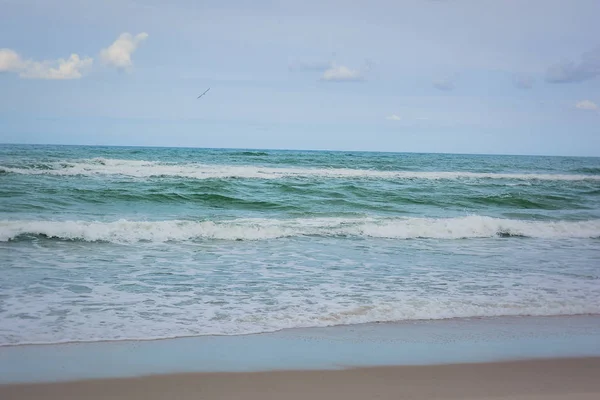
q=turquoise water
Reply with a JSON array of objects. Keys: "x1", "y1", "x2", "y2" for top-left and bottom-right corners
[{"x1": 1, "y1": 144, "x2": 599, "y2": 345}]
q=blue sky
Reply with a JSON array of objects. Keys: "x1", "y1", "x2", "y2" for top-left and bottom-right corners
[{"x1": 1, "y1": 0, "x2": 599, "y2": 155}]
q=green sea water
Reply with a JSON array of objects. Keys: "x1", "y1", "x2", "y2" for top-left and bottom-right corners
[{"x1": 1, "y1": 144, "x2": 599, "y2": 345}]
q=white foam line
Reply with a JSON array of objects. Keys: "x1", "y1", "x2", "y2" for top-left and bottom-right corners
[
  {"x1": 2, "y1": 216, "x2": 599, "y2": 242},
  {"x1": 1, "y1": 158, "x2": 599, "y2": 181}
]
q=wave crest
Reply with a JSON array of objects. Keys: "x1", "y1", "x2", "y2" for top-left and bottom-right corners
[
  {"x1": 1, "y1": 158, "x2": 599, "y2": 181},
  {"x1": 2, "y1": 216, "x2": 599, "y2": 243}
]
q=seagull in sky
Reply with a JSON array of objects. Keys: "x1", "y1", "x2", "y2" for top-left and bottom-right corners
[{"x1": 197, "y1": 88, "x2": 210, "y2": 99}]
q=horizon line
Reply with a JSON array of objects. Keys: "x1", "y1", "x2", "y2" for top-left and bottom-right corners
[{"x1": 0, "y1": 142, "x2": 598, "y2": 159}]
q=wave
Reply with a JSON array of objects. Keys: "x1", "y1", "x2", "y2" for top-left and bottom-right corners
[
  {"x1": 464, "y1": 194, "x2": 578, "y2": 210},
  {"x1": 2, "y1": 216, "x2": 599, "y2": 242},
  {"x1": 573, "y1": 167, "x2": 600, "y2": 174},
  {"x1": 4, "y1": 305, "x2": 599, "y2": 347},
  {"x1": 68, "y1": 188, "x2": 294, "y2": 210},
  {"x1": 229, "y1": 151, "x2": 270, "y2": 156},
  {"x1": 2, "y1": 158, "x2": 599, "y2": 181}
]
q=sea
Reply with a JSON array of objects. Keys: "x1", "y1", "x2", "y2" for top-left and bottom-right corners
[{"x1": 0, "y1": 144, "x2": 599, "y2": 346}]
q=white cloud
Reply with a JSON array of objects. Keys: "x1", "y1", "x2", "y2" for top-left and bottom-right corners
[
  {"x1": 321, "y1": 64, "x2": 363, "y2": 82},
  {"x1": 0, "y1": 48, "x2": 92, "y2": 80},
  {"x1": 1, "y1": 31, "x2": 149, "y2": 80},
  {"x1": 100, "y1": 32, "x2": 148, "y2": 70},
  {"x1": 0, "y1": 48, "x2": 23, "y2": 72},
  {"x1": 386, "y1": 114, "x2": 402, "y2": 121},
  {"x1": 21, "y1": 54, "x2": 93, "y2": 80},
  {"x1": 433, "y1": 78, "x2": 454, "y2": 91},
  {"x1": 546, "y1": 46, "x2": 600, "y2": 83},
  {"x1": 513, "y1": 73, "x2": 534, "y2": 89},
  {"x1": 575, "y1": 100, "x2": 598, "y2": 111}
]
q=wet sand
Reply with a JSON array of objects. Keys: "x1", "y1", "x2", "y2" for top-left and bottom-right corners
[{"x1": 2, "y1": 357, "x2": 600, "y2": 400}]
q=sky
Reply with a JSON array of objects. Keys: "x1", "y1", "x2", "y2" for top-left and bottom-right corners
[{"x1": 1, "y1": 0, "x2": 599, "y2": 156}]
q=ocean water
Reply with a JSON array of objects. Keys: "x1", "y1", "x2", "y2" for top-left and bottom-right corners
[{"x1": 0, "y1": 144, "x2": 599, "y2": 346}]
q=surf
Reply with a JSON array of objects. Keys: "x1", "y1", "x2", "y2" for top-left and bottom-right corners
[
  {"x1": 2, "y1": 216, "x2": 600, "y2": 243},
  {"x1": 2, "y1": 158, "x2": 600, "y2": 181}
]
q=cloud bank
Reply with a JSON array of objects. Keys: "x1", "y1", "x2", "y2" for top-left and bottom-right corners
[
  {"x1": 433, "y1": 78, "x2": 454, "y2": 91},
  {"x1": 0, "y1": 48, "x2": 93, "y2": 80},
  {"x1": 386, "y1": 114, "x2": 402, "y2": 121},
  {"x1": 100, "y1": 32, "x2": 149, "y2": 70},
  {"x1": 513, "y1": 74, "x2": 534, "y2": 89},
  {"x1": 575, "y1": 100, "x2": 598, "y2": 111},
  {"x1": 321, "y1": 64, "x2": 363, "y2": 82},
  {"x1": 1, "y1": 32, "x2": 148, "y2": 80},
  {"x1": 546, "y1": 46, "x2": 600, "y2": 83},
  {"x1": 0, "y1": 49, "x2": 22, "y2": 72}
]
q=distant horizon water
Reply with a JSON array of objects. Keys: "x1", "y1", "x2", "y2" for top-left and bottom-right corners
[{"x1": 2, "y1": 142, "x2": 599, "y2": 159}]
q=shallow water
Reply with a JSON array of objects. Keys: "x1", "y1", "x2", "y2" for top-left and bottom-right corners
[{"x1": 1, "y1": 145, "x2": 599, "y2": 345}]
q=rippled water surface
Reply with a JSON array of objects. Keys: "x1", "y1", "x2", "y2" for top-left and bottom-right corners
[{"x1": 1, "y1": 144, "x2": 599, "y2": 345}]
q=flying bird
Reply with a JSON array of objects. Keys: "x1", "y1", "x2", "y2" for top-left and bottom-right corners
[{"x1": 197, "y1": 88, "x2": 210, "y2": 99}]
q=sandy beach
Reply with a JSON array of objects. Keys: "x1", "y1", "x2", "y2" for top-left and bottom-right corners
[{"x1": 2, "y1": 357, "x2": 599, "y2": 400}]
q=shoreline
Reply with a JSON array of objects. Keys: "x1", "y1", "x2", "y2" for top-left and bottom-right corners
[
  {"x1": 2, "y1": 313, "x2": 597, "y2": 349},
  {"x1": 3, "y1": 357, "x2": 600, "y2": 400},
  {"x1": 2, "y1": 315, "x2": 599, "y2": 384}
]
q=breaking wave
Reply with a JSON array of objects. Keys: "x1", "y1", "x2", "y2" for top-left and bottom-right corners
[
  {"x1": 2, "y1": 216, "x2": 600, "y2": 243},
  {"x1": 2, "y1": 158, "x2": 599, "y2": 181}
]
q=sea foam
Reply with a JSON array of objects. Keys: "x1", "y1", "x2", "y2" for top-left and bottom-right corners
[
  {"x1": 2, "y1": 216, "x2": 599, "y2": 242},
  {"x1": 1, "y1": 158, "x2": 599, "y2": 181},
  {"x1": 2, "y1": 287, "x2": 599, "y2": 346}
]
